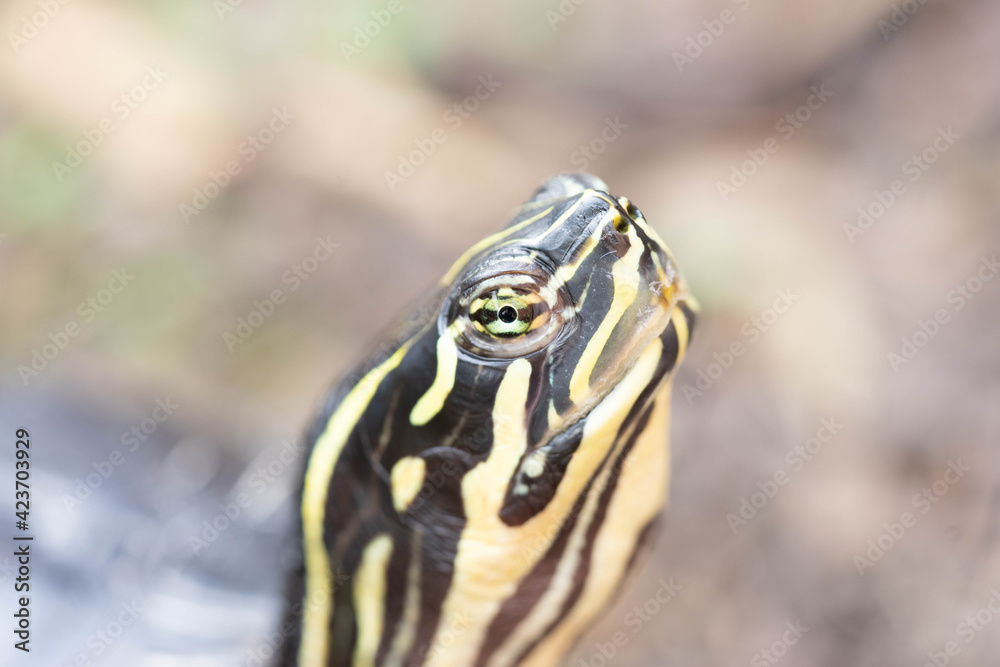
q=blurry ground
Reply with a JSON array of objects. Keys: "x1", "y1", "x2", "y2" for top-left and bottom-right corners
[{"x1": 1, "y1": 0, "x2": 1000, "y2": 665}]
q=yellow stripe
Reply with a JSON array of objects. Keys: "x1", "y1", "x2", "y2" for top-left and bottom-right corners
[
  {"x1": 568, "y1": 227, "x2": 644, "y2": 404},
  {"x1": 671, "y1": 306, "x2": 690, "y2": 360},
  {"x1": 440, "y1": 207, "x2": 554, "y2": 286},
  {"x1": 391, "y1": 456, "x2": 427, "y2": 514},
  {"x1": 490, "y1": 341, "x2": 663, "y2": 667},
  {"x1": 552, "y1": 235, "x2": 597, "y2": 284},
  {"x1": 424, "y1": 358, "x2": 534, "y2": 667},
  {"x1": 549, "y1": 205, "x2": 622, "y2": 288},
  {"x1": 425, "y1": 338, "x2": 667, "y2": 666},
  {"x1": 631, "y1": 213, "x2": 671, "y2": 252},
  {"x1": 352, "y1": 535, "x2": 394, "y2": 667},
  {"x1": 298, "y1": 338, "x2": 417, "y2": 667},
  {"x1": 649, "y1": 251, "x2": 671, "y2": 296},
  {"x1": 384, "y1": 529, "x2": 424, "y2": 667},
  {"x1": 522, "y1": 382, "x2": 673, "y2": 667},
  {"x1": 533, "y1": 195, "x2": 588, "y2": 243},
  {"x1": 523, "y1": 450, "x2": 546, "y2": 478},
  {"x1": 410, "y1": 332, "x2": 459, "y2": 426}
]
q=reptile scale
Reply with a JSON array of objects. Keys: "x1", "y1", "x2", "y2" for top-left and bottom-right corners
[{"x1": 279, "y1": 173, "x2": 696, "y2": 667}]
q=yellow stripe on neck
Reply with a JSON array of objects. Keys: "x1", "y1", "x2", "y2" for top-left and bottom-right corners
[
  {"x1": 568, "y1": 227, "x2": 644, "y2": 404},
  {"x1": 671, "y1": 305, "x2": 690, "y2": 360},
  {"x1": 424, "y1": 358, "x2": 534, "y2": 667},
  {"x1": 410, "y1": 332, "x2": 459, "y2": 426},
  {"x1": 391, "y1": 456, "x2": 427, "y2": 514},
  {"x1": 298, "y1": 337, "x2": 418, "y2": 667},
  {"x1": 352, "y1": 535, "x2": 394, "y2": 667}
]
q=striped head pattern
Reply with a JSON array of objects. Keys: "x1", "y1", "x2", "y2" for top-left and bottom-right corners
[{"x1": 287, "y1": 173, "x2": 696, "y2": 667}]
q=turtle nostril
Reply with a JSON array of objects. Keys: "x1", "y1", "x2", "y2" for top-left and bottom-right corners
[{"x1": 617, "y1": 196, "x2": 643, "y2": 222}]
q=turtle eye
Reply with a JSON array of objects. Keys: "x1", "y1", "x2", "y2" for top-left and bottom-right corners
[
  {"x1": 456, "y1": 276, "x2": 565, "y2": 359},
  {"x1": 472, "y1": 291, "x2": 534, "y2": 338}
]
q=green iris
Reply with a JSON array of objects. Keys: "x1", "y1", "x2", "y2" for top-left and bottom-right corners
[{"x1": 476, "y1": 293, "x2": 533, "y2": 337}]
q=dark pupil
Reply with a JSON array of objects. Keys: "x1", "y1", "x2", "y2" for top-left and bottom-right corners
[{"x1": 498, "y1": 305, "x2": 518, "y2": 323}]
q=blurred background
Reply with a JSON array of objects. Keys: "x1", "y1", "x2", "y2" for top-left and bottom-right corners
[{"x1": 1, "y1": 0, "x2": 999, "y2": 665}]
